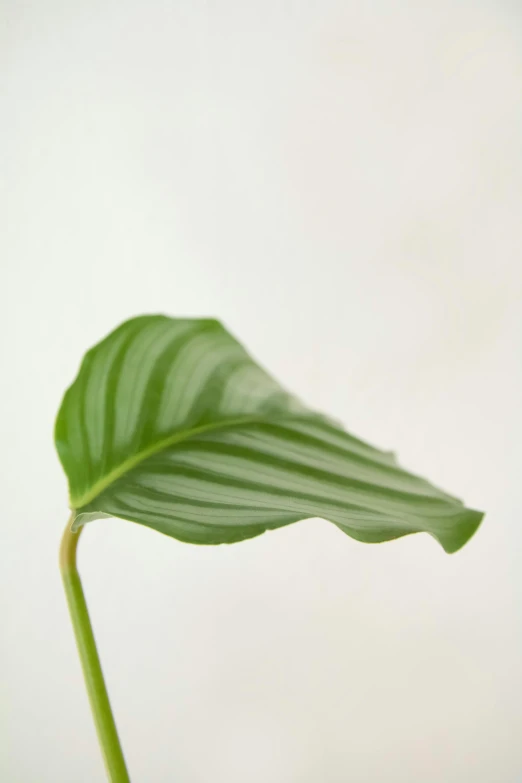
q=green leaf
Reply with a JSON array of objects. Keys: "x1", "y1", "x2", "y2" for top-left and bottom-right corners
[{"x1": 55, "y1": 315, "x2": 483, "y2": 552}]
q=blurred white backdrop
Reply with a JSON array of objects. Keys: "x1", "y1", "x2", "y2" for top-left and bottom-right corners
[{"x1": 3, "y1": 1, "x2": 522, "y2": 781}]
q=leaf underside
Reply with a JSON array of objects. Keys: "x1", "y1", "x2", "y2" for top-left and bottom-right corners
[{"x1": 55, "y1": 315, "x2": 483, "y2": 552}]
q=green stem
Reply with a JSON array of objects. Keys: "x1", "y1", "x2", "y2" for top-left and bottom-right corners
[{"x1": 60, "y1": 515, "x2": 131, "y2": 783}]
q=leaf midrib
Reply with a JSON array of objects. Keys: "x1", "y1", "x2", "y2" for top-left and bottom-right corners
[{"x1": 72, "y1": 415, "x2": 281, "y2": 510}]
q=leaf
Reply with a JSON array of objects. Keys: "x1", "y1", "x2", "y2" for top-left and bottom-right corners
[{"x1": 55, "y1": 315, "x2": 483, "y2": 552}]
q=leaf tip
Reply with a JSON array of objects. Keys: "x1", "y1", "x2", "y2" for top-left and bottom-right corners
[{"x1": 437, "y1": 508, "x2": 485, "y2": 554}]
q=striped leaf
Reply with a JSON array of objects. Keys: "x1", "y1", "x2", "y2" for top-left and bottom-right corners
[{"x1": 55, "y1": 315, "x2": 483, "y2": 552}]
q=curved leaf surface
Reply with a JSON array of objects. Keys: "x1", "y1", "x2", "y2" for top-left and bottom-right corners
[{"x1": 55, "y1": 315, "x2": 483, "y2": 552}]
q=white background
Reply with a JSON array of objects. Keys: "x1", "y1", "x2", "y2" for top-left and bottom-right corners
[{"x1": 3, "y1": 1, "x2": 522, "y2": 781}]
